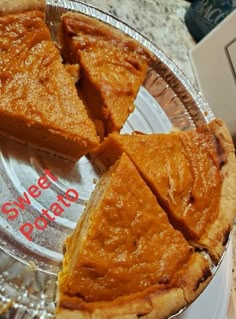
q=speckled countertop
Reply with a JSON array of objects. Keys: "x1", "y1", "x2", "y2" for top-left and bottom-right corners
[
  {"x1": 82, "y1": 0, "x2": 236, "y2": 296},
  {"x1": 81, "y1": 0, "x2": 196, "y2": 82}
]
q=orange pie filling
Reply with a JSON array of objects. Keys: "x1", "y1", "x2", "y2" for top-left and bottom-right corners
[
  {"x1": 0, "y1": 10, "x2": 99, "y2": 158},
  {"x1": 90, "y1": 124, "x2": 224, "y2": 245},
  {"x1": 1, "y1": 3, "x2": 236, "y2": 319},
  {"x1": 57, "y1": 153, "x2": 197, "y2": 313},
  {"x1": 60, "y1": 12, "x2": 154, "y2": 138}
]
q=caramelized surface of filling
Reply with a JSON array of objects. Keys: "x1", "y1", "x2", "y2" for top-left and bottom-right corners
[
  {"x1": 59, "y1": 153, "x2": 192, "y2": 303},
  {"x1": 91, "y1": 127, "x2": 223, "y2": 240},
  {"x1": 61, "y1": 12, "x2": 154, "y2": 136},
  {"x1": 0, "y1": 10, "x2": 99, "y2": 157}
]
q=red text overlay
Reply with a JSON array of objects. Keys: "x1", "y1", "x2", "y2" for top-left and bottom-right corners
[{"x1": 1, "y1": 169, "x2": 79, "y2": 241}]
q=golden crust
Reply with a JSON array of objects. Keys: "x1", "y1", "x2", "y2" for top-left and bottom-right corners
[
  {"x1": 195, "y1": 119, "x2": 236, "y2": 262},
  {"x1": 175, "y1": 252, "x2": 212, "y2": 303},
  {"x1": 56, "y1": 288, "x2": 186, "y2": 319},
  {"x1": 56, "y1": 253, "x2": 211, "y2": 319},
  {"x1": 0, "y1": 0, "x2": 45, "y2": 16}
]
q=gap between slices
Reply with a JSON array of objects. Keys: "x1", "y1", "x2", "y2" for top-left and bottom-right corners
[
  {"x1": 60, "y1": 11, "x2": 155, "y2": 139},
  {"x1": 90, "y1": 119, "x2": 236, "y2": 263},
  {"x1": 56, "y1": 153, "x2": 212, "y2": 319},
  {"x1": 0, "y1": 0, "x2": 99, "y2": 159}
]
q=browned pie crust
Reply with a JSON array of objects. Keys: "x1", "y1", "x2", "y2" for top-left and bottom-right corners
[
  {"x1": 195, "y1": 119, "x2": 236, "y2": 261},
  {"x1": 56, "y1": 252, "x2": 211, "y2": 319},
  {"x1": 56, "y1": 288, "x2": 187, "y2": 319}
]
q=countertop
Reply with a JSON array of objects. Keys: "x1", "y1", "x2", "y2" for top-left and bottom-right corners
[{"x1": 81, "y1": 0, "x2": 236, "y2": 295}]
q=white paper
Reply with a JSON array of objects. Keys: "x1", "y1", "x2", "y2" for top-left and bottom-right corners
[{"x1": 190, "y1": 10, "x2": 236, "y2": 135}]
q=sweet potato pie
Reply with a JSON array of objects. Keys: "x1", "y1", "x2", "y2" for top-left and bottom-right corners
[{"x1": 1, "y1": 1, "x2": 236, "y2": 319}]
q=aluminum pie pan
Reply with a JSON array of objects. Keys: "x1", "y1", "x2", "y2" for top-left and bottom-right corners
[{"x1": 0, "y1": 1, "x2": 226, "y2": 319}]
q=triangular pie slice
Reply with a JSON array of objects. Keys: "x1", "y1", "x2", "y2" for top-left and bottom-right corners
[
  {"x1": 56, "y1": 153, "x2": 211, "y2": 319},
  {"x1": 90, "y1": 119, "x2": 236, "y2": 262},
  {"x1": 60, "y1": 12, "x2": 154, "y2": 138},
  {"x1": 0, "y1": 0, "x2": 99, "y2": 158}
]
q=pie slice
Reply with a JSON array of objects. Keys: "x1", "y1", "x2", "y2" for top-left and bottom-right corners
[
  {"x1": 56, "y1": 153, "x2": 211, "y2": 319},
  {"x1": 0, "y1": 0, "x2": 99, "y2": 158},
  {"x1": 90, "y1": 119, "x2": 236, "y2": 262},
  {"x1": 60, "y1": 12, "x2": 154, "y2": 138}
]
